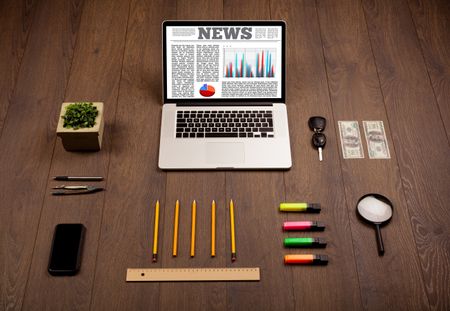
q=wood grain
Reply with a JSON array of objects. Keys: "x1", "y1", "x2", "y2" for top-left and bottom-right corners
[
  {"x1": 0, "y1": 0, "x2": 38, "y2": 134},
  {"x1": 21, "y1": 0, "x2": 131, "y2": 309},
  {"x1": 88, "y1": 0, "x2": 174, "y2": 309},
  {"x1": 362, "y1": 0, "x2": 450, "y2": 309},
  {"x1": 316, "y1": 0, "x2": 430, "y2": 309},
  {"x1": 177, "y1": 0, "x2": 223, "y2": 19},
  {"x1": 225, "y1": 173, "x2": 293, "y2": 310},
  {"x1": 408, "y1": 0, "x2": 450, "y2": 139},
  {"x1": 0, "y1": 1, "x2": 38, "y2": 307},
  {"x1": 0, "y1": 0, "x2": 84, "y2": 310},
  {"x1": 272, "y1": 0, "x2": 363, "y2": 309}
]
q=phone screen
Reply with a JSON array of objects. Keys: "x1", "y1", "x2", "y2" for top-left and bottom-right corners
[{"x1": 48, "y1": 224, "x2": 86, "y2": 276}]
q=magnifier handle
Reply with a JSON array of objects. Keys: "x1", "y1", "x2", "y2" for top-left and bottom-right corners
[{"x1": 375, "y1": 224, "x2": 385, "y2": 256}]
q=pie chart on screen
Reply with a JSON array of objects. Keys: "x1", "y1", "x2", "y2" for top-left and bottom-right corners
[{"x1": 199, "y1": 84, "x2": 215, "y2": 97}]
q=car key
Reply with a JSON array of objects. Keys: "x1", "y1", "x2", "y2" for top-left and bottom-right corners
[
  {"x1": 308, "y1": 116, "x2": 326, "y2": 133},
  {"x1": 312, "y1": 132, "x2": 326, "y2": 161},
  {"x1": 308, "y1": 116, "x2": 327, "y2": 161}
]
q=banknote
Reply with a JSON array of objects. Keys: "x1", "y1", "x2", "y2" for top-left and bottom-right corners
[
  {"x1": 338, "y1": 121, "x2": 364, "y2": 159},
  {"x1": 363, "y1": 121, "x2": 391, "y2": 159}
]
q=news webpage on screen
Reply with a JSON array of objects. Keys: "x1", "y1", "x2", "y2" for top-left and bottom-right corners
[{"x1": 166, "y1": 25, "x2": 283, "y2": 100}]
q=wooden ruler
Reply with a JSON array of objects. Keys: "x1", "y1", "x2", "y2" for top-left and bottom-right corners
[{"x1": 126, "y1": 267, "x2": 260, "y2": 282}]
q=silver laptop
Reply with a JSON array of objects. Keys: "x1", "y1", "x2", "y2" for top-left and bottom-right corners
[{"x1": 159, "y1": 21, "x2": 291, "y2": 169}]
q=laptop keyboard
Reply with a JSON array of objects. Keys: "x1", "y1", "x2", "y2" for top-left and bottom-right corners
[{"x1": 175, "y1": 110, "x2": 274, "y2": 138}]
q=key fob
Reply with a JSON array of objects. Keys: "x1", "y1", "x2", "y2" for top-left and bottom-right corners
[
  {"x1": 308, "y1": 116, "x2": 327, "y2": 132},
  {"x1": 312, "y1": 132, "x2": 326, "y2": 148}
]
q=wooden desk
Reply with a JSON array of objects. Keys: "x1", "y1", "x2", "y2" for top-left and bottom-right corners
[{"x1": 0, "y1": 0, "x2": 448, "y2": 310}]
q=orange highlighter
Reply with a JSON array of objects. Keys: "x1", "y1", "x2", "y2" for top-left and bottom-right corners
[{"x1": 284, "y1": 254, "x2": 328, "y2": 265}]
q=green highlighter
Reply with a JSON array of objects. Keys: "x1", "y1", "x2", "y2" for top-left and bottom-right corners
[
  {"x1": 279, "y1": 203, "x2": 321, "y2": 213},
  {"x1": 284, "y1": 237, "x2": 327, "y2": 248}
]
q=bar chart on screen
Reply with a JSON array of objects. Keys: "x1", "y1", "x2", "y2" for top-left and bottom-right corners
[{"x1": 223, "y1": 48, "x2": 276, "y2": 78}]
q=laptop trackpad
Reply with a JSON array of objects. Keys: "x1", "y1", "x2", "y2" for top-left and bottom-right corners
[{"x1": 206, "y1": 143, "x2": 245, "y2": 165}]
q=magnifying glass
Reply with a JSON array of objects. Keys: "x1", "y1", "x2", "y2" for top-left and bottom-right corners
[{"x1": 356, "y1": 193, "x2": 393, "y2": 256}]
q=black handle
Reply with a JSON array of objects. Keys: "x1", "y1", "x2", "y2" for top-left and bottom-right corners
[
  {"x1": 375, "y1": 224, "x2": 385, "y2": 256},
  {"x1": 53, "y1": 176, "x2": 103, "y2": 181},
  {"x1": 53, "y1": 176, "x2": 69, "y2": 181}
]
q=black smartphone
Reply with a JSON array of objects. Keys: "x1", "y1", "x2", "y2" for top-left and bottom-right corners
[{"x1": 48, "y1": 224, "x2": 86, "y2": 276}]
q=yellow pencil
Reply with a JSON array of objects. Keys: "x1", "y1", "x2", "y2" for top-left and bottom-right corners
[
  {"x1": 172, "y1": 200, "x2": 180, "y2": 257},
  {"x1": 230, "y1": 199, "x2": 236, "y2": 261},
  {"x1": 211, "y1": 200, "x2": 216, "y2": 257},
  {"x1": 190, "y1": 200, "x2": 196, "y2": 257},
  {"x1": 152, "y1": 200, "x2": 160, "y2": 262}
]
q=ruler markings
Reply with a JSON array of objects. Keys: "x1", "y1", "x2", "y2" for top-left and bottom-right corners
[{"x1": 126, "y1": 267, "x2": 260, "y2": 282}]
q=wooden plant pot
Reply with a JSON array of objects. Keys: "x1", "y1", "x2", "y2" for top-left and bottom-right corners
[{"x1": 56, "y1": 102, "x2": 104, "y2": 151}]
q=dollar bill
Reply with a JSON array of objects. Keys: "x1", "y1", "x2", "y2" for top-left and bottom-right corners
[
  {"x1": 363, "y1": 121, "x2": 391, "y2": 159},
  {"x1": 338, "y1": 121, "x2": 364, "y2": 159}
]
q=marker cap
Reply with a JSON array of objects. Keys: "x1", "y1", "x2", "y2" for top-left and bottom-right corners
[
  {"x1": 283, "y1": 221, "x2": 325, "y2": 231},
  {"x1": 284, "y1": 237, "x2": 327, "y2": 248},
  {"x1": 284, "y1": 254, "x2": 328, "y2": 265},
  {"x1": 279, "y1": 203, "x2": 321, "y2": 213}
]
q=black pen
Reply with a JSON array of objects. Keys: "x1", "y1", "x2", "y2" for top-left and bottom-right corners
[{"x1": 53, "y1": 176, "x2": 103, "y2": 181}]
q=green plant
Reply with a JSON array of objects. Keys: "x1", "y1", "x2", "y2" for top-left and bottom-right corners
[{"x1": 62, "y1": 102, "x2": 98, "y2": 129}]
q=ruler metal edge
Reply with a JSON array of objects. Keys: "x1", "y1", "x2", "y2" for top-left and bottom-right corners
[{"x1": 126, "y1": 267, "x2": 260, "y2": 282}]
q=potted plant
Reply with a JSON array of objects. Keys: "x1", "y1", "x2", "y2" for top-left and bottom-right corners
[{"x1": 56, "y1": 102, "x2": 104, "y2": 151}]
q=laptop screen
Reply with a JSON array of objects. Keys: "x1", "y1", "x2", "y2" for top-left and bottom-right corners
[{"x1": 163, "y1": 21, "x2": 285, "y2": 103}]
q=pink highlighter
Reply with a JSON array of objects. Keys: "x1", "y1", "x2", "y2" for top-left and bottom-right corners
[{"x1": 283, "y1": 221, "x2": 325, "y2": 231}]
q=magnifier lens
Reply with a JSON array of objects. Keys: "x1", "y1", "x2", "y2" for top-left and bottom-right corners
[
  {"x1": 357, "y1": 196, "x2": 392, "y2": 223},
  {"x1": 356, "y1": 194, "x2": 393, "y2": 256}
]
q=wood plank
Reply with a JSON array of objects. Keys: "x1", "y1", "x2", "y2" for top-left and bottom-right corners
[
  {"x1": 362, "y1": 0, "x2": 450, "y2": 309},
  {"x1": 224, "y1": 0, "x2": 271, "y2": 20},
  {"x1": 0, "y1": 1, "x2": 38, "y2": 307},
  {"x1": 0, "y1": 0, "x2": 84, "y2": 309},
  {"x1": 177, "y1": 0, "x2": 223, "y2": 20},
  {"x1": 408, "y1": 0, "x2": 450, "y2": 138},
  {"x1": 225, "y1": 173, "x2": 292, "y2": 310},
  {"x1": 20, "y1": 0, "x2": 131, "y2": 309},
  {"x1": 316, "y1": 0, "x2": 430, "y2": 309},
  {"x1": 223, "y1": 1, "x2": 295, "y2": 310},
  {"x1": 0, "y1": 0, "x2": 38, "y2": 133},
  {"x1": 158, "y1": 1, "x2": 227, "y2": 310},
  {"x1": 272, "y1": 0, "x2": 363, "y2": 309},
  {"x1": 89, "y1": 0, "x2": 174, "y2": 309}
]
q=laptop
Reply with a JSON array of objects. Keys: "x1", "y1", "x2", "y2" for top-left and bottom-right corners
[{"x1": 159, "y1": 20, "x2": 292, "y2": 169}]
